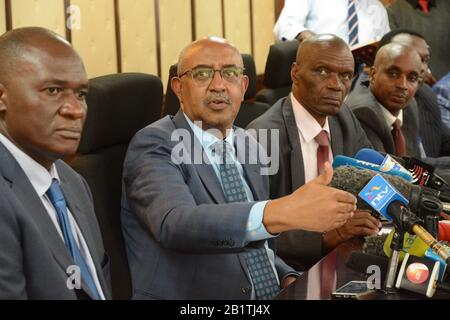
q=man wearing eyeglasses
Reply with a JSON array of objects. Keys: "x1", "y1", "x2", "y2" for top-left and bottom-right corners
[{"x1": 121, "y1": 37, "x2": 357, "y2": 300}]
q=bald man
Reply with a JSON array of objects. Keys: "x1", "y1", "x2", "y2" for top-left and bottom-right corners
[
  {"x1": 247, "y1": 34, "x2": 378, "y2": 271},
  {"x1": 0, "y1": 27, "x2": 111, "y2": 299},
  {"x1": 347, "y1": 43, "x2": 423, "y2": 158},
  {"x1": 121, "y1": 37, "x2": 358, "y2": 300}
]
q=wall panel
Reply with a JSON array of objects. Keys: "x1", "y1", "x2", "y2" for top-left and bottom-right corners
[
  {"x1": 11, "y1": 0, "x2": 65, "y2": 36},
  {"x1": 252, "y1": 0, "x2": 275, "y2": 74},
  {"x1": 223, "y1": 0, "x2": 251, "y2": 54},
  {"x1": 0, "y1": 0, "x2": 5, "y2": 34},
  {"x1": 71, "y1": 0, "x2": 117, "y2": 78},
  {"x1": 159, "y1": 0, "x2": 192, "y2": 90},
  {"x1": 118, "y1": 0, "x2": 157, "y2": 75},
  {"x1": 194, "y1": 0, "x2": 222, "y2": 39}
]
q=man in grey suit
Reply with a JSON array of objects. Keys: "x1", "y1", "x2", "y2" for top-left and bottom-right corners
[
  {"x1": 347, "y1": 43, "x2": 424, "y2": 159},
  {"x1": 121, "y1": 37, "x2": 357, "y2": 300},
  {"x1": 0, "y1": 27, "x2": 111, "y2": 299},
  {"x1": 247, "y1": 34, "x2": 380, "y2": 271}
]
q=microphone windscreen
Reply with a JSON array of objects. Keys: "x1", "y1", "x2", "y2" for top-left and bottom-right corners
[
  {"x1": 383, "y1": 229, "x2": 429, "y2": 260},
  {"x1": 331, "y1": 166, "x2": 414, "y2": 210},
  {"x1": 345, "y1": 251, "x2": 388, "y2": 284}
]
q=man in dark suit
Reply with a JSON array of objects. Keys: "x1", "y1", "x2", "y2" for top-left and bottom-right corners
[
  {"x1": 347, "y1": 42, "x2": 450, "y2": 171},
  {"x1": 247, "y1": 34, "x2": 380, "y2": 270},
  {"x1": 0, "y1": 27, "x2": 111, "y2": 299},
  {"x1": 378, "y1": 30, "x2": 450, "y2": 169},
  {"x1": 121, "y1": 37, "x2": 357, "y2": 300}
]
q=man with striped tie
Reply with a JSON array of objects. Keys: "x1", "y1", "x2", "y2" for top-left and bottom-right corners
[
  {"x1": 274, "y1": 0, "x2": 390, "y2": 46},
  {"x1": 0, "y1": 27, "x2": 111, "y2": 299}
]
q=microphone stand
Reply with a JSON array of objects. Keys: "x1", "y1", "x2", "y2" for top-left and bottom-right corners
[{"x1": 384, "y1": 228, "x2": 404, "y2": 293}]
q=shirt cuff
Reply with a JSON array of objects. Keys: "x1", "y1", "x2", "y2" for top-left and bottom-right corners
[{"x1": 244, "y1": 201, "x2": 276, "y2": 242}]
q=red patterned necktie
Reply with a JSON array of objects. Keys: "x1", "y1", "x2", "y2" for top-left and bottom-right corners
[
  {"x1": 315, "y1": 130, "x2": 330, "y2": 175},
  {"x1": 392, "y1": 119, "x2": 406, "y2": 157}
]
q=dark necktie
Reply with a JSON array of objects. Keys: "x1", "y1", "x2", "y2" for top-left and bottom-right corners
[
  {"x1": 392, "y1": 119, "x2": 406, "y2": 157},
  {"x1": 315, "y1": 130, "x2": 330, "y2": 175},
  {"x1": 46, "y1": 179, "x2": 101, "y2": 300},
  {"x1": 347, "y1": 0, "x2": 359, "y2": 46},
  {"x1": 213, "y1": 141, "x2": 279, "y2": 300}
]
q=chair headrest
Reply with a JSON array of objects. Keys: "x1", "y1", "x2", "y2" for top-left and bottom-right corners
[
  {"x1": 242, "y1": 54, "x2": 257, "y2": 99},
  {"x1": 263, "y1": 40, "x2": 299, "y2": 88},
  {"x1": 78, "y1": 73, "x2": 163, "y2": 154}
]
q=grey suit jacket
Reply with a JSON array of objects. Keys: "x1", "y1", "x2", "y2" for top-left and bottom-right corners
[
  {"x1": 121, "y1": 111, "x2": 295, "y2": 300},
  {"x1": 246, "y1": 95, "x2": 372, "y2": 270},
  {"x1": 346, "y1": 80, "x2": 421, "y2": 158},
  {"x1": 0, "y1": 143, "x2": 111, "y2": 300}
]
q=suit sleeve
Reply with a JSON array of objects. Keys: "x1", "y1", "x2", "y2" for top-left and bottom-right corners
[
  {"x1": 0, "y1": 187, "x2": 27, "y2": 299},
  {"x1": 122, "y1": 127, "x2": 255, "y2": 254}
]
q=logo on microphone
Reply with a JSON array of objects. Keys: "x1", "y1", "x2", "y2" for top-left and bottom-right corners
[
  {"x1": 359, "y1": 175, "x2": 409, "y2": 220},
  {"x1": 406, "y1": 262, "x2": 430, "y2": 284}
]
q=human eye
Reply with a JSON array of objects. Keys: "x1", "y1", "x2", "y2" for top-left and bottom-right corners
[
  {"x1": 222, "y1": 67, "x2": 241, "y2": 80},
  {"x1": 387, "y1": 69, "x2": 400, "y2": 78},
  {"x1": 192, "y1": 68, "x2": 213, "y2": 81},
  {"x1": 77, "y1": 90, "x2": 88, "y2": 100},
  {"x1": 46, "y1": 87, "x2": 63, "y2": 95},
  {"x1": 407, "y1": 74, "x2": 419, "y2": 83},
  {"x1": 317, "y1": 67, "x2": 329, "y2": 76},
  {"x1": 341, "y1": 72, "x2": 353, "y2": 81}
]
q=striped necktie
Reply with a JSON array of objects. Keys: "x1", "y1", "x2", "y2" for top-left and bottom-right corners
[{"x1": 347, "y1": 0, "x2": 359, "y2": 46}]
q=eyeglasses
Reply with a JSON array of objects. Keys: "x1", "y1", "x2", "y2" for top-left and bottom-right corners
[{"x1": 178, "y1": 66, "x2": 245, "y2": 85}]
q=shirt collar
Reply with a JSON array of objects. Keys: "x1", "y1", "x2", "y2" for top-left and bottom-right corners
[
  {"x1": 0, "y1": 133, "x2": 60, "y2": 197},
  {"x1": 290, "y1": 93, "x2": 331, "y2": 143},
  {"x1": 183, "y1": 113, "x2": 235, "y2": 151},
  {"x1": 379, "y1": 103, "x2": 404, "y2": 130}
]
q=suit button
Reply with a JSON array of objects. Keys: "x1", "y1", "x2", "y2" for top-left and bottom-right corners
[{"x1": 241, "y1": 287, "x2": 251, "y2": 294}]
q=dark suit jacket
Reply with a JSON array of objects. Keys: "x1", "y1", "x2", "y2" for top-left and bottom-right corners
[
  {"x1": 416, "y1": 84, "x2": 450, "y2": 169},
  {"x1": 246, "y1": 95, "x2": 372, "y2": 270},
  {"x1": 346, "y1": 81, "x2": 422, "y2": 158},
  {"x1": 121, "y1": 111, "x2": 295, "y2": 300},
  {"x1": 0, "y1": 143, "x2": 111, "y2": 300}
]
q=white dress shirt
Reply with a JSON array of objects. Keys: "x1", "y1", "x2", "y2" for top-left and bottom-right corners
[
  {"x1": 291, "y1": 93, "x2": 334, "y2": 183},
  {"x1": 0, "y1": 134, "x2": 105, "y2": 299},
  {"x1": 274, "y1": 0, "x2": 390, "y2": 45},
  {"x1": 380, "y1": 103, "x2": 403, "y2": 130}
]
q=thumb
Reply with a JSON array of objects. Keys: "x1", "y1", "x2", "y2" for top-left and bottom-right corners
[{"x1": 312, "y1": 162, "x2": 333, "y2": 186}]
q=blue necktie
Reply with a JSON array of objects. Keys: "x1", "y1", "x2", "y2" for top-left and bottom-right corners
[
  {"x1": 46, "y1": 179, "x2": 101, "y2": 300},
  {"x1": 347, "y1": 0, "x2": 359, "y2": 46},
  {"x1": 213, "y1": 141, "x2": 279, "y2": 300}
]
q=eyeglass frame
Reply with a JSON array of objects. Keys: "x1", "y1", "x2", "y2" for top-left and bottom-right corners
[{"x1": 177, "y1": 65, "x2": 246, "y2": 85}]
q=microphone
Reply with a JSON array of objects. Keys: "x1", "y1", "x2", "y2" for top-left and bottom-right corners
[
  {"x1": 355, "y1": 148, "x2": 449, "y2": 191},
  {"x1": 330, "y1": 167, "x2": 449, "y2": 261},
  {"x1": 333, "y1": 155, "x2": 413, "y2": 182},
  {"x1": 355, "y1": 149, "x2": 413, "y2": 180},
  {"x1": 358, "y1": 173, "x2": 450, "y2": 262},
  {"x1": 332, "y1": 162, "x2": 448, "y2": 237}
]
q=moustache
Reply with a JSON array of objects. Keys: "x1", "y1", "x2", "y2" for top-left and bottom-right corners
[{"x1": 204, "y1": 94, "x2": 232, "y2": 106}]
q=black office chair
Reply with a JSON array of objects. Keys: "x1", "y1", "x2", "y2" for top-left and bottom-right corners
[
  {"x1": 161, "y1": 54, "x2": 270, "y2": 128},
  {"x1": 255, "y1": 40, "x2": 299, "y2": 106},
  {"x1": 70, "y1": 73, "x2": 163, "y2": 299}
]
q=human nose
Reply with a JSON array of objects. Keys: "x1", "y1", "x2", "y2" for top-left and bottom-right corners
[
  {"x1": 327, "y1": 73, "x2": 342, "y2": 91},
  {"x1": 395, "y1": 74, "x2": 408, "y2": 90},
  {"x1": 208, "y1": 70, "x2": 226, "y2": 91},
  {"x1": 59, "y1": 92, "x2": 86, "y2": 120}
]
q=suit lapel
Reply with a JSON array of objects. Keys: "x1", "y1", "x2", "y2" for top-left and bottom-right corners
[
  {"x1": 329, "y1": 116, "x2": 343, "y2": 156},
  {"x1": 282, "y1": 97, "x2": 305, "y2": 190},
  {"x1": 172, "y1": 111, "x2": 226, "y2": 203},
  {"x1": 0, "y1": 145, "x2": 74, "y2": 277}
]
